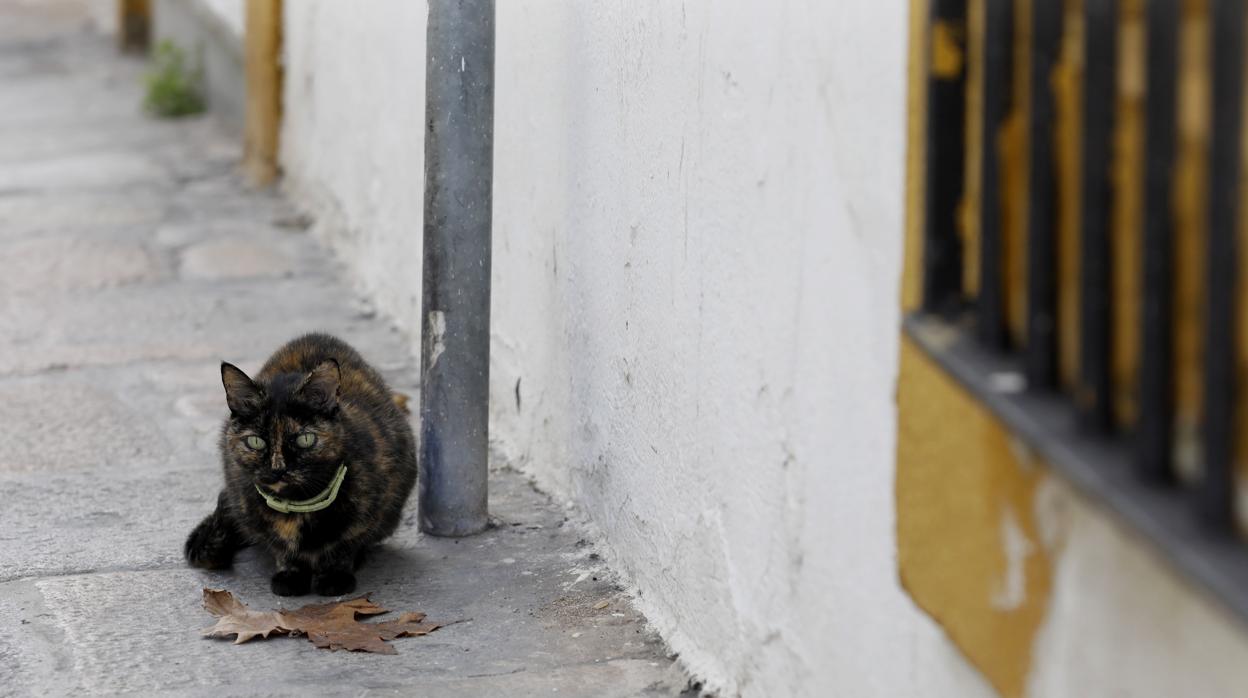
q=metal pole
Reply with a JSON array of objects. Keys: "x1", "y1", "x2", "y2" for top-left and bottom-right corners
[{"x1": 418, "y1": 0, "x2": 494, "y2": 537}]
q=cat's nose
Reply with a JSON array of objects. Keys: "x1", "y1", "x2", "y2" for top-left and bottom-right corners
[{"x1": 257, "y1": 470, "x2": 284, "y2": 485}]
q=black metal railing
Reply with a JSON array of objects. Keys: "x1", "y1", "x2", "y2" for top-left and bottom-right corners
[{"x1": 911, "y1": 0, "x2": 1248, "y2": 620}]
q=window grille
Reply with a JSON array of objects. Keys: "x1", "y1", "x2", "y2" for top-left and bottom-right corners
[{"x1": 910, "y1": 0, "x2": 1248, "y2": 619}]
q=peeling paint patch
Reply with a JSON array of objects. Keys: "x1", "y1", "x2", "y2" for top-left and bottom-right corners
[
  {"x1": 1032, "y1": 476, "x2": 1068, "y2": 551},
  {"x1": 427, "y1": 310, "x2": 447, "y2": 369},
  {"x1": 931, "y1": 20, "x2": 965, "y2": 78},
  {"x1": 896, "y1": 337, "x2": 1055, "y2": 697},
  {"x1": 992, "y1": 505, "x2": 1035, "y2": 611},
  {"x1": 1009, "y1": 437, "x2": 1038, "y2": 472}
]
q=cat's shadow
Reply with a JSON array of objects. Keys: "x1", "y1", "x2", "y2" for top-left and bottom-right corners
[{"x1": 202, "y1": 543, "x2": 430, "y2": 599}]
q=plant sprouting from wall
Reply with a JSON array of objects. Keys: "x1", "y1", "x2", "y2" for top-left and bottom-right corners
[{"x1": 143, "y1": 40, "x2": 205, "y2": 117}]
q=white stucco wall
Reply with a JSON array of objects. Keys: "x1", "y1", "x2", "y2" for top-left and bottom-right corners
[
  {"x1": 278, "y1": 2, "x2": 1248, "y2": 696},
  {"x1": 282, "y1": 0, "x2": 428, "y2": 339},
  {"x1": 200, "y1": 0, "x2": 242, "y2": 38},
  {"x1": 1027, "y1": 477, "x2": 1248, "y2": 697},
  {"x1": 484, "y1": 4, "x2": 989, "y2": 695}
]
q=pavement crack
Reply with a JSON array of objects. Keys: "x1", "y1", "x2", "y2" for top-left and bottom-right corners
[{"x1": 465, "y1": 667, "x2": 528, "y2": 679}]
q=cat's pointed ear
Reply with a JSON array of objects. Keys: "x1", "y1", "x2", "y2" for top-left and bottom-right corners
[
  {"x1": 296, "y1": 359, "x2": 340, "y2": 413},
  {"x1": 221, "y1": 362, "x2": 263, "y2": 416}
]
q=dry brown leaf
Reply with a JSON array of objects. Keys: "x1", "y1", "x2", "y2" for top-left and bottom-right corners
[
  {"x1": 305, "y1": 614, "x2": 441, "y2": 654},
  {"x1": 280, "y1": 595, "x2": 388, "y2": 625},
  {"x1": 374, "y1": 612, "x2": 442, "y2": 641},
  {"x1": 201, "y1": 588, "x2": 287, "y2": 644},
  {"x1": 200, "y1": 589, "x2": 444, "y2": 654}
]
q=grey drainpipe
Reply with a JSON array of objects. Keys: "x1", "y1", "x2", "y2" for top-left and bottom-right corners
[{"x1": 418, "y1": 0, "x2": 495, "y2": 537}]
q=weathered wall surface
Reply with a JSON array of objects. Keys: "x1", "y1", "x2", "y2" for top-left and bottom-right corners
[
  {"x1": 1028, "y1": 477, "x2": 1248, "y2": 697},
  {"x1": 281, "y1": 0, "x2": 428, "y2": 339},
  {"x1": 277, "y1": 2, "x2": 1248, "y2": 696},
  {"x1": 200, "y1": 0, "x2": 241, "y2": 37},
  {"x1": 480, "y1": 4, "x2": 985, "y2": 695}
]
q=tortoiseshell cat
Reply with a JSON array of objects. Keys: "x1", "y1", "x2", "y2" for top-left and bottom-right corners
[{"x1": 185, "y1": 333, "x2": 417, "y2": 596}]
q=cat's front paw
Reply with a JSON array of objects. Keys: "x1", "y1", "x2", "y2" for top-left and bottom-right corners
[
  {"x1": 271, "y1": 569, "x2": 311, "y2": 596},
  {"x1": 185, "y1": 518, "x2": 234, "y2": 569},
  {"x1": 312, "y1": 569, "x2": 356, "y2": 596}
]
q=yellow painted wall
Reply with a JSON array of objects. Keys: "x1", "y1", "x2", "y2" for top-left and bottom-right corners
[{"x1": 897, "y1": 334, "x2": 1054, "y2": 698}]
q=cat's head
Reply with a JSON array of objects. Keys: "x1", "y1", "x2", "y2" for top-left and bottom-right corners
[{"x1": 219, "y1": 360, "x2": 348, "y2": 499}]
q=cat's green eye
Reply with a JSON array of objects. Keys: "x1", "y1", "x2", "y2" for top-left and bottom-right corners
[
  {"x1": 295, "y1": 432, "x2": 317, "y2": 449},
  {"x1": 244, "y1": 435, "x2": 266, "y2": 450}
]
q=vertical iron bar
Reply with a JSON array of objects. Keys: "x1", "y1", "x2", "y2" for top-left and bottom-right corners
[
  {"x1": 1197, "y1": 0, "x2": 1244, "y2": 529},
  {"x1": 1024, "y1": 0, "x2": 1063, "y2": 389},
  {"x1": 1138, "y1": 0, "x2": 1179, "y2": 483},
  {"x1": 1077, "y1": 0, "x2": 1118, "y2": 431},
  {"x1": 923, "y1": 0, "x2": 969, "y2": 314},
  {"x1": 977, "y1": 0, "x2": 1014, "y2": 350},
  {"x1": 419, "y1": 0, "x2": 495, "y2": 537},
  {"x1": 118, "y1": 0, "x2": 151, "y2": 52}
]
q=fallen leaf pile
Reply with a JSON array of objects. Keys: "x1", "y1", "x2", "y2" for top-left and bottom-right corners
[{"x1": 201, "y1": 588, "x2": 443, "y2": 655}]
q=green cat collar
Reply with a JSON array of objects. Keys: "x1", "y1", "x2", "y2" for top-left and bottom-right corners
[{"x1": 255, "y1": 464, "x2": 348, "y2": 514}]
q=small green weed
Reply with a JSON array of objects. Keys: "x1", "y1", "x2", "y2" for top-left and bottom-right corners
[{"x1": 143, "y1": 40, "x2": 205, "y2": 117}]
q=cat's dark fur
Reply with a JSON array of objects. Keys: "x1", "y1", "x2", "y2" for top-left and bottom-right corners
[{"x1": 184, "y1": 333, "x2": 417, "y2": 596}]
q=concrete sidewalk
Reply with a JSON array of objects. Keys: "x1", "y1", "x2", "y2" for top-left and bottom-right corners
[{"x1": 0, "y1": 4, "x2": 687, "y2": 695}]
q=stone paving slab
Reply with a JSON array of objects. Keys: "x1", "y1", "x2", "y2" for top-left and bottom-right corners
[
  {"x1": 0, "y1": 191, "x2": 169, "y2": 240},
  {"x1": 0, "y1": 278, "x2": 407, "y2": 376},
  {"x1": 0, "y1": 468, "x2": 212, "y2": 582},
  {"x1": 0, "y1": 2, "x2": 687, "y2": 696},
  {"x1": 1, "y1": 472, "x2": 680, "y2": 697}
]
